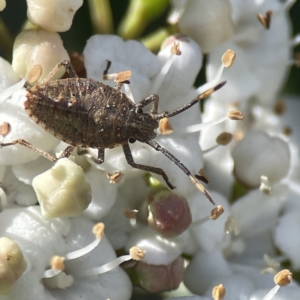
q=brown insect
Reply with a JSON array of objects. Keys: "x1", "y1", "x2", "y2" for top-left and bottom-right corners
[{"x1": 0, "y1": 60, "x2": 225, "y2": 205}]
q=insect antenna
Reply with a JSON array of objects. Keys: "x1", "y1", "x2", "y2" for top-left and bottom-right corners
[
  {"x1": 153, "y1": 81, "x2": 226, "y2": 120},
  {"x1": 146, "y1": 139, "x2": 215, "y2": 205}
]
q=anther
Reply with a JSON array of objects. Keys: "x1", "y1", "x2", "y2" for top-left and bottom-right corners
[
  {"x1": 27, "y1": 64, "x2": 43, "y2": 83},
  {"x1": 93, "y1": 222, "x2": 105, "y2": 239},
  {"x1": 159, "y1": 118, "x2": 173, "y2": 135},
  {"x1": 222, "y1": 49, "x2": 236, "y2": 68},
  {"x1": 212, "y1": 284, "x2": 226, "y2": 300},
  {"x1": 210, "y1": 205, "x2": 224, "y2": 220},
  {"x1": 0, "y1": 122, "x2": 11, "y2": 137},
  {"x1": 130, "y1": 246, "x2": 146, "y2": 261},
  {"x1": 107, "y1": 171, "x2": 124, "y2": 184},
  {"x1": 171, "y1": 42, "x2": 182, "y2": 55},
  {"x1": 228, "y1": 110, "x2": 244, "y2": 120},
  {"x1": 216, "y1": 132, "x2": 233, "y2": 146},
  {"x1": 257, "y1": 11, "x2": 273, "y2": 29},
  {"x1": 123, "y1": 208, "x2": 138, "y2": 219},
  {"x1": 51, "y1": 256, "x2": 65, "y2": 271}
]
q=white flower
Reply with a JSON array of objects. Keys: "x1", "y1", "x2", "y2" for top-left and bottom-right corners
[
  {"x1": 0, "y1": 206, "x2": 132, "y2": 300},
  {"x1": 83, "y1": 34, "x2": 205, "y2": 195},
  {"x1": 12, "y1": 29, "x2": 69, "y2": 84},
  {"x1": 168, "y1": 0, "x2": 234, "y2": 53},
  {"x1": 232, "y1": 130, "x2": 290, "y2": 188},
  {"x1": 207, "y1": 0, "x2": 294, "y2": 106}
]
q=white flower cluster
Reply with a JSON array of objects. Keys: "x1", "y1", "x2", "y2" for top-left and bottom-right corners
[{"x1": 0, "y1": 0, "x2": 299, "y2": 299}]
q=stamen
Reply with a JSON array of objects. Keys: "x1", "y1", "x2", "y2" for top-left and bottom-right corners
[
  {"x1": 123, "y1": 208, "x2": 138, "y2": 219},
  {"x1": 257, "y1": 11, "x2": 273, "y2": 29},
  {"x1": 210, "y1": 205, "x2": 224, "y2": 220},
  {"x1": 262, "y1": 269, "x2": 293, "y2": 300},
  {"x1": 221, "y1": 49, "x2": 236, "y2": 68},
  {"x1": 43, "y1": 271, "x2": 74, "y2": 290},
  {"x1": 192, "y1": 205, "x2": 224, "y2": 227},
  {"x1": 228, "y1": 110, "x2": 244, "y2": 120},
  {"x1": 43, "y1": 223, "x2": 105, "y2": 279},
  {"x1": 202, "y1": 132, "x2": 233, "y2": 154},
  {"x1": 216, "y1": 132, "x2": 233, "y2": 146},
  {"x1": 103, "y1": 70, "x2": 132, "y2": 82},
  {"x1": 171, "y1": 42, "x2": 182, "y2": 55},
  {"x1": 152, "y1": 42, "x2": 181, "y2": 93},
  {"x1": 185, "y1": 110, "x2": 241, "y2": 133},
  {"x1": 27, "y1": 64, "x2": 42, "y2": 84},
  {"x1": 76, "y1": 246, "x2": 146, "y2": 278},
  {"x1": 212, "y1": 284, "x2": 226, "y2": 300},
  {"x1": 107, "y1": 171, "x2": 124, "y2": 184},
  {"x1": 0, "y1": 122, "x2": 11, "y2": 137},
  {"x1": 225, "y1": 216, "x2": 240, "y2": 235},
  {"x1": 51, "y1": 256, "x2": 65, "y2": 270},
  {"x1": 260, "y1": 176, "x2": 271, "y2": 194},
  {"x1": 158, "y1": 117, "x2": 173, "y2": 135},
  {"x1": 192, "y1": 49, "x2": 235, "y2": 97},
  {"x1": 260, "y1": 254, "x2": 280, "y2": 275}
]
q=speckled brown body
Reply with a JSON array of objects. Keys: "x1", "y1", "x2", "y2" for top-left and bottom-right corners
[{"x1": 25, "y1": 78, "x2": 158, "y2": 149}]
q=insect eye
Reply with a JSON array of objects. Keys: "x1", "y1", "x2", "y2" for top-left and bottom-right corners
[
  {"x1": 129, "y1": 138, "x2": 136, "y2": 144},
  {"x1": 135, "y1": 107, "x2": 143, "y2": 114}
]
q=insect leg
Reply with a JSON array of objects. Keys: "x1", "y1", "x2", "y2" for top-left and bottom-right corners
[
  {"x1": 102, "y1": 60, "x2": 131, "y2": 92},
  {"x1": 136, "y1": 94, "x2": 159, "y2": 114},
  {"x1": 146, "y1": 139, "x2": 215, "y2": 205},
  {"x1": 0, "y1": 139, "x2": 57, "y2": 162},
  {"x1": 153, "y1": 81, "x2": 226, "y2": 120},
  {"x1": 41, "y1": 60, "x2": 79, "y2": 84},
  {"x1": 77, "y1": 148, "x2": 105, "y2": 164},
  {"x1": 122, "y1": 143, "x2": 175, "y2": 190},
  {"x1": 58, "y1": 145, "x2": 75, "y2": 159}
]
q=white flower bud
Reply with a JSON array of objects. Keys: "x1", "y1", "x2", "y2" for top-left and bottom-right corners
[
  {"x1": 232, "y1": 131, "x2": 290, "y2": 187},
  {"x1": 0, "y1": 0, "x2": 5, "y2": 11},
  {"x1": 27, "y1": 0, "x2": 83, "y2": 32},
  {"x1": 12, "y1": 29, "x2": 69, "y2": 83},
  {"x1": 32, "y1": 158, "x2": 92, "y2": 218},
  {"x1": 0, "y1": 237, "x2": 27, "y2": 295},
  {"x1": 177, "y1": 0, "x2": 234, "y2": 53}
]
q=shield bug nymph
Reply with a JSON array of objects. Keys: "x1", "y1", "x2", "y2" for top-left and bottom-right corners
[{"x1": 0, "y1": 60, "x2": 226, "y2": 205}]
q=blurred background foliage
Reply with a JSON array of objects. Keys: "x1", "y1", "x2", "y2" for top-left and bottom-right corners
[{"x1": 1, "y1": 0, "x2": 300, "y2": 95}]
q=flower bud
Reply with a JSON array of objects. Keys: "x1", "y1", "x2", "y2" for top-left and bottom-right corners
[
  {"x1": 135, "y1": 256, "x2": 184, "y2": 293},
  {"x1": 148, "y1": 190, "x2": 192, "y2": 238},
  {"x1": 27, "y1": 0, "x2": 83, "y2": 32},
  {"x1": 0, "y1": 0, "x2": 5, "y2": 11},
  {"x1": 0, "y1": 237, "x2": 27, "y2": 295},
  {"x1": 177, "y1": 0, "x2": 234, "y2": 53},
  {"x1": 232, "y1": 131, "x2": 290, "y2": 188},
  {"x1": 32, "y1": 158, "x2": 92, "y2": 218},
  {"x1": 12, "y1": 29, "x2": 69, "y2": 84}
]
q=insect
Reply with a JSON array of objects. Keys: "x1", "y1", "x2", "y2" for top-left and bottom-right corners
[{"x1": 0, "y1": 60, "x2": 225, "y2": 205}]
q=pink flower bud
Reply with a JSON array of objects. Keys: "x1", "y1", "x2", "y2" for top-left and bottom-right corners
[{"x1": 148, "y1": 190, "x2": 192, "y2": 238}]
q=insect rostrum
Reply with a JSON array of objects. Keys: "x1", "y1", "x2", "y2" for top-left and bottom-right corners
[{"x1": 1, "y1": 60, "x2": 226, "y2": 205}]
